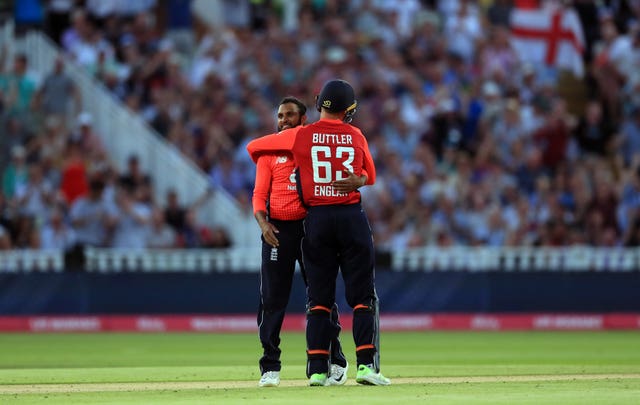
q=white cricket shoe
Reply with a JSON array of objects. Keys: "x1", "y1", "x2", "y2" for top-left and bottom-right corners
[
  {"x1": 259, "y1": 371, "x2": 280, "y2": 387},
  {"x1": 327, "y1": 362, "x2": 348, "y2": 385}
]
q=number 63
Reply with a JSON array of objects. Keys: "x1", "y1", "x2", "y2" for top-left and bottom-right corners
[{"x1": 311, "y1": 146, "x2": 354, "y2": 183}]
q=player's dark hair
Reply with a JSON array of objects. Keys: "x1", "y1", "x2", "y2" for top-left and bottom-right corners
[{"x1": 279, "y1": 96, "x2": 307, "y2": 116}]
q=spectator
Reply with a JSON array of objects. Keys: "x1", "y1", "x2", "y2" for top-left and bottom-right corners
[
  {"x1": 209, "y1": 226, "x2": 232, "y2": 248},
  {"x1": 37, "y1": 115, "x2": 65, "y2": 156},
  {"x1": 623, "y1": 217, "x2": 640, "y2": 246},
  {"x1": 614, "y1": 104, "x2": 640, "y2": 167},
  {"x1": 43, "y1": 0, "x2": 74, "y2": 46},
  {"x1": 209, "y1": 153, "x2": 250, "y2": 200},
  {"x1": 573, "y1": 100, "x2": 616, "y2": 157},
  {"x1": 111, "y1": 185, "x2": 152, "y2": 249},
  {"x1": 0, "y1": 190, "x2": 12, "y2": 249},
  {"x1": 2, "y1": 145, "x2": 29, "y2": 200},
  {"x1": 0, "y1": 53, "x2": 37, "y2": 117},
  {"x1": 617, "y1": 163, "x2": 640, "y2": 237},
  {"x1": 65, "y1": 12, "x2": 115, "y2": 70},
  {"x1": 59, "y1": 139, "x2": 89, "y2": 205},
  {"x1": 585, "y1": 171, "x2": 620, "y2": 243},
  {"x1": 62, "y1": 8, "x2": 91, "y2": 52},
  {"x1": 0, "y1": 187, "x2": 10, "y2": 217},
  {"x1": 35, "y1": 56, "x2": 80, "y2": 119},
  {"x1": 477, "y1": 81, "x2": 505, "y2": 140},
  {"x1": 484, "y1": 204, "x2": 509, "y2": 246},
  {"x1": 14, "y1": 161, "x2": 57, "y2": 225},
  {"x1": 382, "y1": 111, "x2": 422, "y2": 161},
  {"x1": 145, "y1": 207, "x2": 176, "y2": 248},
  {"x1": 443, "y1": 0, "x2": 481, "y2": 63},
  {"x1": 40, "y1": 207, "x2": 76, "y2": 250},
  {"x1": 118, "y1": 154, "x2": 151, "y2": 195},
  {"x1": 591, "y1": 16, "x2": 632, "y2": 122},
  {"x1": 190, "y1": 38, "x2": 238, "y2": 89},
  {"x1": 69, "y1": 176, "x2": 117, "y2": 248},
  {"x1": 176, "y1": 209, "x2": 212, "y2": 248},
  {"x1": 70, "y1": 111, "x2": 105, "y2": 159},
  {"x1": 489, "y1": 98, "x2": 530, "y2": 168},
  {"x1": 487, "y1": 0, "x2": 512, "y2": 27},
  {"x1": 0, "y1": 117, "x2": 31, "y2": 175},
  {"x1": 423, "y1": 98, "x2": 466, "y2": 159},
  {"x1": 532, "y1": 98, "x2": 574, "y2": 173},
  {"x1": 478, "y1": 25, "x2": 519, "y2": 84},
  {"x1": 163, "y1": 188, "x2": 188, "y2": 233},
  {"x1": 11, "y1": 214, "x2": 40, "y2": 249},
  {"x1": 0, "y1": 223, "x2": 10, "y2": 249},
  {"x1": 164, "y1": 187, "x2": 229, "y2": 248},
  {"x1": 620, "y1": 31, "x2": 640, "y2": 109},
  {"x1": 163, "y1": 186, "x2": 213, "y2": 233}
]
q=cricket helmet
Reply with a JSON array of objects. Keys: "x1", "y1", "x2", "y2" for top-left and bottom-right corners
[{"x1": 315, "y1": 79, "x2": 357, "y2": 122}]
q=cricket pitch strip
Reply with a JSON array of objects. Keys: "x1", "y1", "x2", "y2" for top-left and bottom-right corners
[{"x1": 1, "y1": 373, "x2": 639, "y2": 394}]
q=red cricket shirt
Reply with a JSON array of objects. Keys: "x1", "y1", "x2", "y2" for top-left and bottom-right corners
[
  {"x1": 252, "y1": 151, "x2": 306, "y2": 221},
  {"x1": 247, "y1": 119, "x2": 376, "y2": 207}
]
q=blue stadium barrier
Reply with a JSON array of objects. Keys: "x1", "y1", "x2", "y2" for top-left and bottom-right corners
[{"x1": 1, "y1": 270, "x2": 639, "y2": 315}]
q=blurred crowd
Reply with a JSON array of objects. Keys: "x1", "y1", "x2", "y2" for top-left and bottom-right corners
[
  {"x1": 0, "y1": 7, "x2": 231, "y2": 251},
  {"x1": 3, "y1": 0, "x2": 640, "y2": 253}
]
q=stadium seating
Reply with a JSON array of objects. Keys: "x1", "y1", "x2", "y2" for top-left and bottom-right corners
[{"x1": 2, "y1": 1, "x2": 640, "y2": 273}]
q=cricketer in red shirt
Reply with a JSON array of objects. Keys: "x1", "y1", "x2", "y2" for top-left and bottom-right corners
[
  {"x1": 247, "y1": 119, "x2": 375, "y2": 207},
  {"x1": 252, "y1": 97, "x2": 360, "y2": 387},
  {"x1": 249, "y1": 80, "x2": 390, "y2": 386}
]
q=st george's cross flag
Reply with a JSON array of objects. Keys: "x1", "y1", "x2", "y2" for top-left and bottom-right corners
[{"x1": 510, "y1": 4, "x2": 586, "y2": 77}]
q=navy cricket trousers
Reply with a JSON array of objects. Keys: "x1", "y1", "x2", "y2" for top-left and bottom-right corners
[
  {"x1": 258, "y1": 218, "x2": 346, "y2": 373},
  {"x1": 302, "y1": 203, "x2": 380, "y2": 376}
]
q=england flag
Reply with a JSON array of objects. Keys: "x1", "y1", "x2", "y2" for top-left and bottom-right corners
[{"x1": 510, "y1": 4, "x2": 586, "y2": 77}]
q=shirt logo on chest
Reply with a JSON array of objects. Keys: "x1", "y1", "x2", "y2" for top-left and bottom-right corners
[{"x1": 276, "y1": 156, "x2": 288, "y2": 163}]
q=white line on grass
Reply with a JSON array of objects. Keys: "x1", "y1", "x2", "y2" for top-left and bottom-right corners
[{"x1": 1, "y1": 374, "x2": 639, "y2": 394}]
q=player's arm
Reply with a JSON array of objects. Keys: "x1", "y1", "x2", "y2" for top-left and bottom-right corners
[
  {"x1": 331, "y1": 170, "x2": 367, "y2": 193},
  {"x1": 252, "y1": 156, "x2": 280, "y2": 248},
  {"x1": 361, "y1": 136, "x2": 376, "y2": 185},
  {"x1": 246, "y1": 127, "x2": 299, "y2": 163},
  {"x1": 331, "y1": 130, "x2": 374, "y2": 192}
]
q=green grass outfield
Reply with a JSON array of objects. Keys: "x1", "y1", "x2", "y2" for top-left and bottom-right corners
[{"x1": 0, "y1": 331, "x2": 639, "y2": 404}]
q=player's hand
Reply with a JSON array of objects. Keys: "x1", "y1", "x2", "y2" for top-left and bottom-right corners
[
  {"x1": 260, "y1": 222, "x2": 280, "y2": 248},
  {"x1": 331, "y1": 170, "x2": 366, "y2": 193}
]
